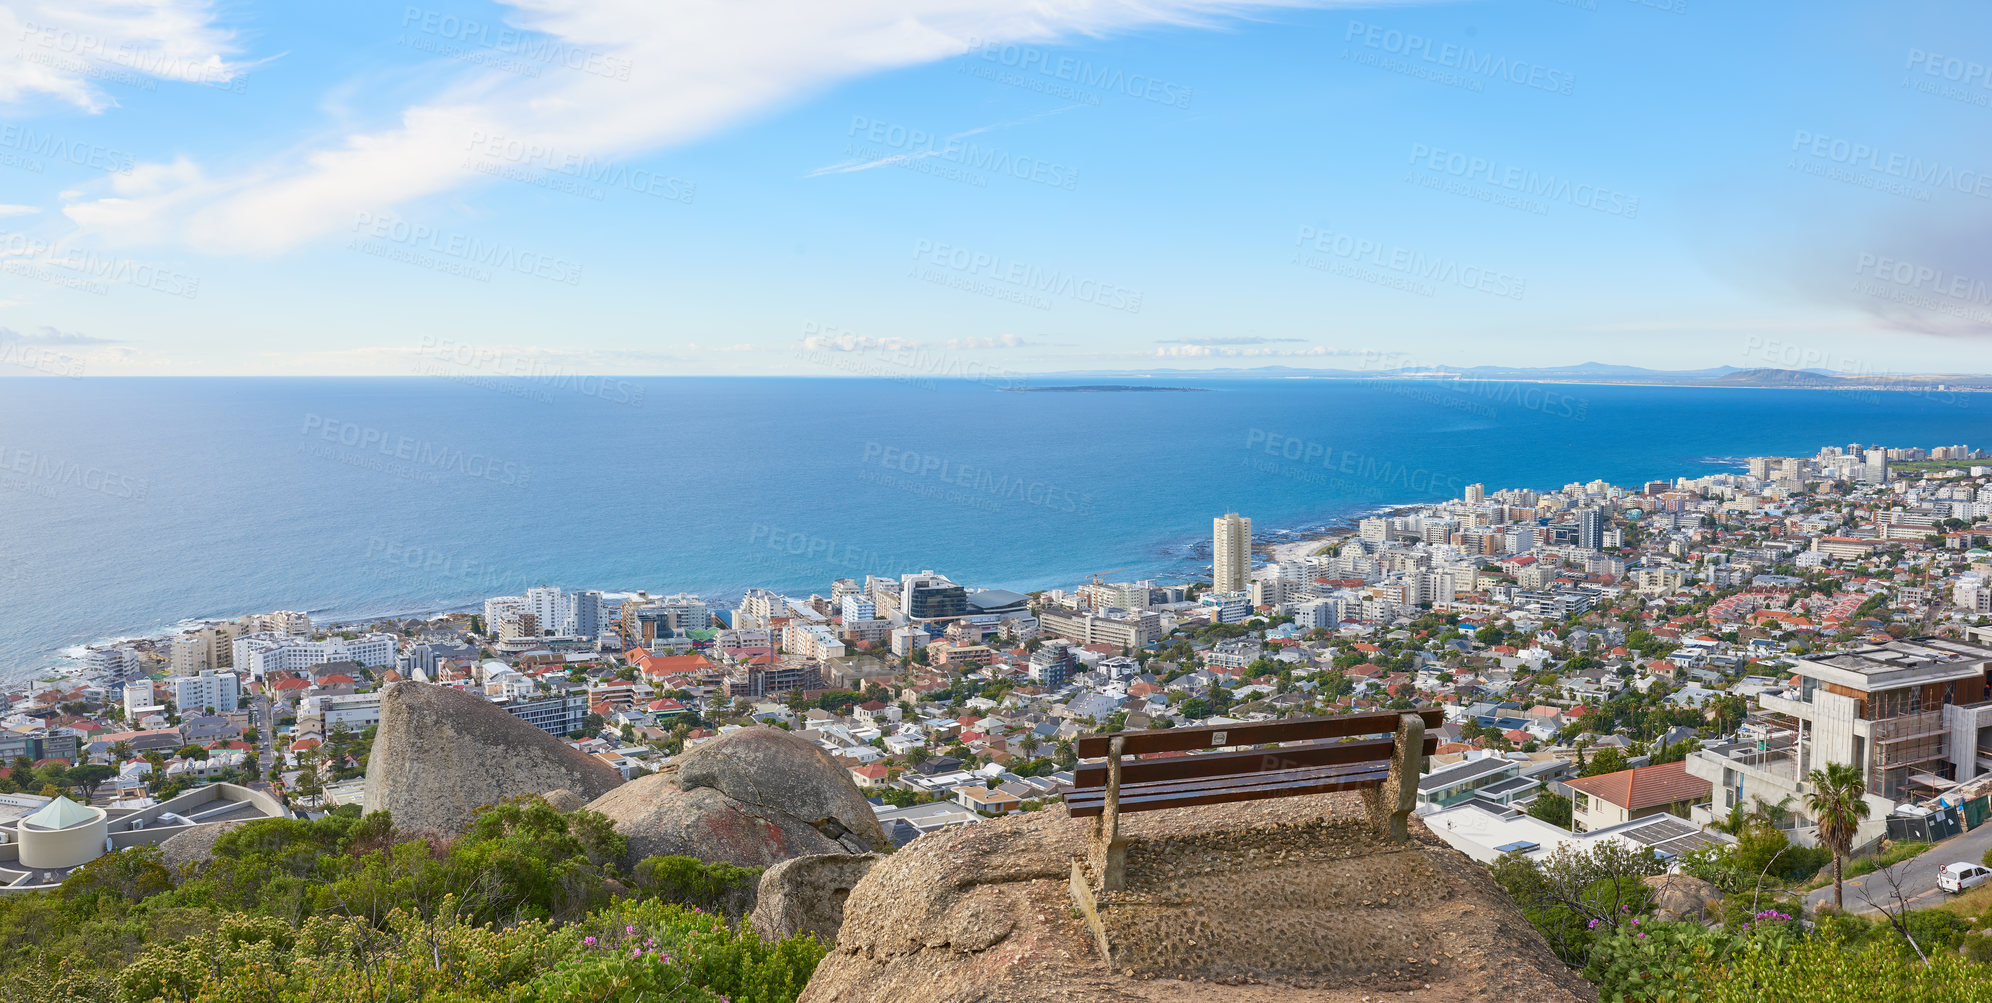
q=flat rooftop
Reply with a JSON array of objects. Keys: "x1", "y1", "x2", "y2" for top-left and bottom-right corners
[{"x1": 1798, "y1": 637, "x2": 1992, "y2": 689}]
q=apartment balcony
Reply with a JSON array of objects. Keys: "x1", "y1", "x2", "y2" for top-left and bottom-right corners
[{"x1": 1758, "y1": 690, "x2": 1811, "y2": 718}]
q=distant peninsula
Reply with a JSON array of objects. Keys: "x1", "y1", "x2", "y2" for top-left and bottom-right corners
[{"x1": 1003, "y1": 385, "x2": 1209, "y2": 393}]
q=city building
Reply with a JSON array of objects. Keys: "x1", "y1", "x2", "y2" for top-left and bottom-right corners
[
  {"x1": 1687, "y1": 638, "x2": 1992, "y2": 838},
  {"x1": 1565, "y1": 761, "x2": 1710, "y2": 833},
  {"x1": 1577, "y1": 507, "x2": 1605, "y2": 551},
  {"x1": 169, "y1": 669, "x2": 241, "y2": 715},
  {"x1": 1035, "y1": 605, "x2": 1160, "y2": 651},
  {"x1": 1214, "y1": 512, "x2": 1251, "y2": 593},
  {"x1": 901, "y1": 572, "x2": 968, "y2": 622},
  {"x1": 231, "y1": 632, "x2": 396, "y2": 678}
]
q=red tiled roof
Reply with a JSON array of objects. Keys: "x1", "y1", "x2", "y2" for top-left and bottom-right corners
[{"x1": 1565, "y1": 760, "x2": 1711, "y2": 811}]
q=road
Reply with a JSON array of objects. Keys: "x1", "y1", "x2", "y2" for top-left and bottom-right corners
[{"x1": 1805, "y1": 817, "x2": 1992, "y2": 915}]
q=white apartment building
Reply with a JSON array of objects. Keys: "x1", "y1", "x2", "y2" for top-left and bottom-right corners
[
  {"x1": 123, "y1": 678, "x2": 164, "y2": 718},
  {"x1": 1213, "y1": 513, "x2": 1251, "y2": 594},
  {"x1": 783, "y1": 623, "x2": 847, "y2": 661},
  {"x1": 231, "y1": 632, "x2": 396, "y2": 677},
  {"x1": 85, "y1": 645, "x2": 142, "y2": 681},
  {"x1": 839, "y1": 593, "x2": 877, "y2": 621},
  {"x1": 243, "y1": 610, "x2": 313, "y2": 636},
  {"x1": 300, "y1": 691, "x2": 384, "y2": 730},
  {"x1": 171, "y1": 669, "x2": 241, "y2": 715}
]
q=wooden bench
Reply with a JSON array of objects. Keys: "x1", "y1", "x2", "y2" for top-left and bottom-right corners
[{"x1": 1067, "y1": 709, "x2": 1440, "y2": 891}]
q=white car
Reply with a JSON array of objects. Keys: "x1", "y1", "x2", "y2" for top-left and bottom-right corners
[{"x1": 1937, "y1": 862, "x2": 1992, "y2": 894}]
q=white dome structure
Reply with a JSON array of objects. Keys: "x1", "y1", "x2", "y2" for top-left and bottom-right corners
[{"x1": 18, "y1": 796, "x2": 109, "y2": 869}]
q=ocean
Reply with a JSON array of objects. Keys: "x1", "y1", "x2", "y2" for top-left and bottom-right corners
[{"x1": 1, "y1": 376, "x2": 1986, "y2": 683}]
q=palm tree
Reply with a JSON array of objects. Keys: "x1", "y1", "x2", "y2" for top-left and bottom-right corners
[{"x1": 1806, "y1": 762, "x2": 1871, "y2": 911}]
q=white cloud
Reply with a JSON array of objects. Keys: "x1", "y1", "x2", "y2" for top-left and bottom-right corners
[
  {"x1": 60, "y1": 0, "x2": 1319, "y2": 253},
  {"x1": 0, "y1": 325, "x2": 117, "y2": 344},
  {"x1": 945, "y1": 334, "x2": 1030, "y2": 349},
  {"x1": 0, "y1": 204, "x2": 39, "y2": 217},
  {"x1": 802, "y1": 333, "x2": 925, "y2": 352},
  {"x1": 0, "y1": 0, "x2": 247, "y2": 112},
  {"x1": 1156, "y1": 336, "x2": 1302, "y2": 345}
]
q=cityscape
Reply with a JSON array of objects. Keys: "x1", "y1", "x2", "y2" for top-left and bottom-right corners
[{"x1": 8, "y1": 0, "x2": 1992, "y2": 1000}]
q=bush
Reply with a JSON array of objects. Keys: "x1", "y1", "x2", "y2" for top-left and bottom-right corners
[{"x1": 629, "y1": 855, "x2": 763, "y2": 920}]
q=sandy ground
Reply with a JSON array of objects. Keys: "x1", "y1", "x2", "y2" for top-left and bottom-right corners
[{"x1": 1266, "y1": 535, "x2": 1339, "y2": 565}]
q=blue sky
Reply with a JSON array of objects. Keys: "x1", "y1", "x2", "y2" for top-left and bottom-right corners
[{"x1": 2, "y1": 0, "x2": 1991, "y2": 378}]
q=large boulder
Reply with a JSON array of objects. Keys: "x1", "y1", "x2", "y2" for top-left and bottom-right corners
[
  {"x1": 589, "y1": 780, "x2": 847, "y2": 867},
  {"x1": 751, "y1": 853, "x2": 882, "y2": 944},
  {"x1": 157, "y1": 820, "x2": 249, "y2": 872},
  {"x1": 800, "y1": 792, "x2": 1597, "y2": 1003},
  {"x1": 362, "y1": 681, "x2": 624, "y2": 836},
  {"x1": 1644, "y1": 873, "x2": 1722, "y2": 923},
  {"x1": 585, "y1": 726, "x2": 887, "y2": 870},
  {"x1": 675, "y1": 727, "x2": 890, "y2": 852}
]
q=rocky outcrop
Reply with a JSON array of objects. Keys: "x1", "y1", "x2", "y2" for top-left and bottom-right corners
[
  {"x1": 800, "y1": 792, "x2": 1597, "y2": 1003},
  {"x1": 1644, "y1": 873, "x2": 1722, "y2": 923},
  {"x1": 585, "y1": 726, "x2": 888, "y2": 869},
  {"x1": 157, "y1": 820, "x2": 250, "y2": 871},
  {"x1": 362, "y1": 681, "x2": 624, "y2": 836},
  {"x1": 542, "y1": 788, "x2": 585, "y2": 813},
  {"x1": 750, "y1": 853, "x2": 881, "y2": 944},
  {"x1": 675, "y1": 726, "x2": 891, "y2": 852}
]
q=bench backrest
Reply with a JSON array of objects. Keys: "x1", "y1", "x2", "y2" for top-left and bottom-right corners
[{"x1": 1074, "y1": 708, "x2": 1442, "y2": 762}]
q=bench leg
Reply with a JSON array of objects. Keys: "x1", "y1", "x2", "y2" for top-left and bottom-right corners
[
  {"x1": 1368, "y1": 713, "x2": 1425, "y2": 843},
  {"x1": 1102, "y1": 736, "x2": 1127, "y2": 892}
]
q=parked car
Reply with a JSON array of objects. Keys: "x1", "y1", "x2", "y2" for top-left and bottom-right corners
[{"x1": 1937, "y1": 862, "x2": 1992, "y2": 894}]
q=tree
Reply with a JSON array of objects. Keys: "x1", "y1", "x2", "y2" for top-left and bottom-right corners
[
  {"x1": 291, "y1": 751, "x2": 326, "y2": 809},
  {"x1": 1527, "y1": 792, "x2": 1573, "y2": 829},
  {"x1": 108, "y1": 740, "x2": 135, "y2": 764},
  {"x1": 1580, "y1": 746, "x2": 1628, "y2": 777},
  {"x1": 62, "y1": 764, "x2": 116, "y2": 802},
  {"x1": 1806, "y1": 762, "x2": 1871, "y2": 912}
]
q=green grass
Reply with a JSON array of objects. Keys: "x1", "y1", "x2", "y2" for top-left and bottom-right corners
[{"x1": 1845, "y1": 841, "x2": 1934, "y2": 878}]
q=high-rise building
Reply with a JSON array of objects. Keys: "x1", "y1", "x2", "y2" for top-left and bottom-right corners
[
  {"x1": 1864, "y1": 448, "x2": 1890, "y2": 484},
  {"x1": 901, "y1": 571, "x2": 967, "y2": 621},
  {"x1": 570, "y1": 590, "x2": 605, "y2": 638},
  {"x1": 1213, "y1": 512, "x2": 1251, "y2": 593},
  {"x1": 1463, "y1": 483, "x2": 1485, "y2": 505},
  {"x1": 1577, "y1": 507, "x2": 1606, "y2": 551}
]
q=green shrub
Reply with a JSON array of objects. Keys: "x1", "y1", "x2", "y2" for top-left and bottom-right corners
[{"x1": 629, "y1": 855, "x2": 763, "y2": 920}]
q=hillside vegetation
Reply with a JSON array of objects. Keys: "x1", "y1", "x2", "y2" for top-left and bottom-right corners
[{"x1": 0, "y1": 796, "x2": 824, "y2": 1003}]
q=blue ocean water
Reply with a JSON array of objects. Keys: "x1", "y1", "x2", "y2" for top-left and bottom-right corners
[{"x1": 1, "y1": 376, "x2": 1987, "y2": 682}]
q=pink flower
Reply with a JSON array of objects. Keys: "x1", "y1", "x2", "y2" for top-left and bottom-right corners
[{"x1": 583, "y1": 936, "x2": 597, "y2": 946}]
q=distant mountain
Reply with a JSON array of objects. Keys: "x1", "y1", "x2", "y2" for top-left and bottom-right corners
[
  {"x1": 1717, "y1": 368, "x2": 1838, "y2": 385},
  {"x1": 1037, "y1": 362, "x2": 1992, "y2": 387}
]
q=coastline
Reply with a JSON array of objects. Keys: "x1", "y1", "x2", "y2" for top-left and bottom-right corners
[{"x1": 3, "y1": 496, "x2": 1456, "y2": 689}]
